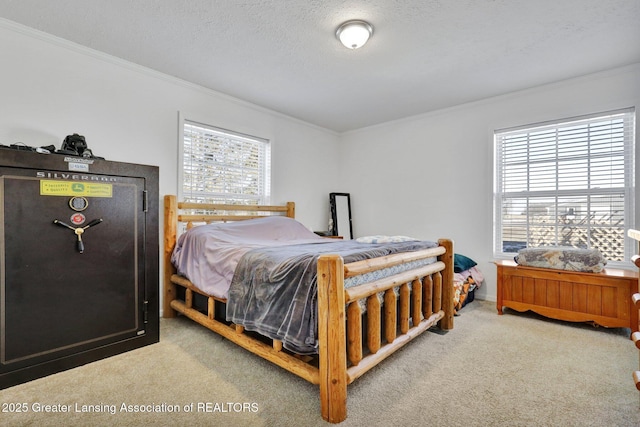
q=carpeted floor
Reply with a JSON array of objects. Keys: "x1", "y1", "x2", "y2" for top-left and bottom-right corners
[{"x1": 1, "y1": 300, "x2": 638, "y2": 426}]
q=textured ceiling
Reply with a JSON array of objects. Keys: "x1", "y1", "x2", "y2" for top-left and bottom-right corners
[{"x1": 1, "y1": 0, "x2": 639, "y2": 132}]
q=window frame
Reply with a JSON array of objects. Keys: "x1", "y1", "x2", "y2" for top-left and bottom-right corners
[{"x1": 493, "y1": 108, "x2": 636, "y2": 265}]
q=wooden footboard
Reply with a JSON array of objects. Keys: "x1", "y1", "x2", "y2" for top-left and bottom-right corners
[
  {"x1": 317, "y1": 240, "x2": 453, "y2": 422},
  {"x1": 163, "y1": 195, "x2": 454, "y2": 423},
  {"x1": 495, "y1": 260, "x2": 638, "y2": 335}
]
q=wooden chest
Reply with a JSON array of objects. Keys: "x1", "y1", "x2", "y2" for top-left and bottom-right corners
[{"x1": 495, "y1": 260, "x2": 638, "y2": 335}]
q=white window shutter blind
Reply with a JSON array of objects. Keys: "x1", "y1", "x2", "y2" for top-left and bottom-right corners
[
  {"x1": 494, "y1": 108, "x2": 635, "y2": 262},
  {"x1": 182, "y1": 121, "x2": 271, "y2": 205}
]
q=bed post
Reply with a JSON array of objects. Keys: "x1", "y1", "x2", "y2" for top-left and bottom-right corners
[
  {"x1": 438, "y1": 238, "x2": 455, "y2": 330},
  {"x1": 317, "y1": 254, "x2": 348, "y2": 423},
  {"x1": 495, "y1": 260, "x2": 504, "y2": 315},
  {"x1": 286, "y1": 201, "x2": 295, "y2": 218},
  {"x1": 163, "y1": 195, "x2": 178, "y2": 318}
]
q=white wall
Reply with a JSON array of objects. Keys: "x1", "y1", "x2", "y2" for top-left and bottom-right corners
[
  {"x1": 340, "y1": 64, "x2": 640, "y2": 302},
  {"x1": 0, "y1": 21, "x2": 341, "y2": 232}
]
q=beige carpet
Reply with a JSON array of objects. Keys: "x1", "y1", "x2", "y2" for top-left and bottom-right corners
[{"x1": 1, "y1": 300, "x2": 638, "y2": 427}]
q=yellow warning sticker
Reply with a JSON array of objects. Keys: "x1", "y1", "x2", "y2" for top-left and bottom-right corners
[{"x1": 40, "y1": 180, "x2": 113, "y2": 197}]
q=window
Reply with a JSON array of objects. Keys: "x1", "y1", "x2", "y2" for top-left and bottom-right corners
[
  {"x1": 494, "y1": 108, "x2": 635, "y2": 262},
  {"x1": 180, "y1": 120, "x2": 271, "y2": 205}
]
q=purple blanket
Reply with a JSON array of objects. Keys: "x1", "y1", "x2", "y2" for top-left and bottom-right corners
[{"x1": 171, "y1": 216, "x2": 331, "y2": 299}]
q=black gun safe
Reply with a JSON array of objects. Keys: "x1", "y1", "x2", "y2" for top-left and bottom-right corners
[{"x1": 0, "y1": 149, "x2": 159, "y2": 389}]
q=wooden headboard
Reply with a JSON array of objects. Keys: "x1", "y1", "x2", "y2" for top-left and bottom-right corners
[{"x1": 162, "y1": 194, "x2": 295, "y2": 315}]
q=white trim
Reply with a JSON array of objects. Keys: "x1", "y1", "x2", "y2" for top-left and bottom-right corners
[{"x1": 177, "y1": 112, "x2": 186, "y2": 203}]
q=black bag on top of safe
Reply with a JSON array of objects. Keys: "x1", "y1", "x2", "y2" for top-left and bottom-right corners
[{"x1": 58, "y1": 133, "x2": 104, "y2": 159}]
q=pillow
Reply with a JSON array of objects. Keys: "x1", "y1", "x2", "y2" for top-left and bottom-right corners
[
  {"x1": 356, "y1": 235, "x2": 417, "y2": 244},
  {"x1": 514, "y1": 246, "x2": 607, "y2": 273},
  {"x1": 454, "y1": 254, "x2": 477, "y2": 273}
]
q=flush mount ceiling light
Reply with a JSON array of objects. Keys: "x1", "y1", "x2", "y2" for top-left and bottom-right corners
[{"x1": 336, "y1": 20, "x2": 373, "y2": 49}]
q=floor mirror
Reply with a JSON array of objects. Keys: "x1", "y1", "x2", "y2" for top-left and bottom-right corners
[{"x1": 329, "y1": 192, "x2": 353, "y2": 239}]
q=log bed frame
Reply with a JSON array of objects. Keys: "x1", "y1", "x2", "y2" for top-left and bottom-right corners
[{"x1": 163, "y1": 195, "x2": 454, "y2": 423}]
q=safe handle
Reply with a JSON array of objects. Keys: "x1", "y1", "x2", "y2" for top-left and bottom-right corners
[
  {"x1": 53, "y1": 219, "x2": 75, "y2": 231},
  {"x1": 74, "y1": 228, "x2": 84, "y2": 253},
  {"x1": 83, "y1": 218, "x2": 103, "y2": 229},
  {"x1": 54, "y1": 218, "x2": 103, "y2": 254}
]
